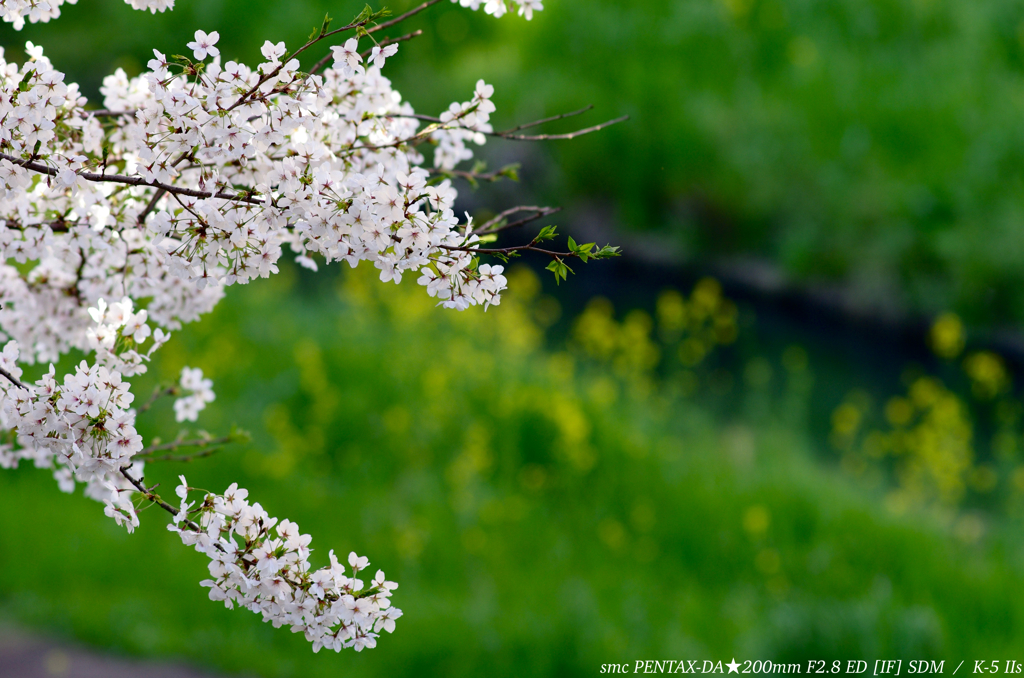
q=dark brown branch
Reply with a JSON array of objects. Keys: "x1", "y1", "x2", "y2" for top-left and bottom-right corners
[
  {"x1": 137, "y1": 188, "x2": 167, "y2": 225},
  {"x1": 0, "y1": 367, "x2": 27, "y2": 390},
  {"x1": 0, "y1": 152, "x2": 264, "y2": 205},
  {"x1": 4, "y1": 218, "x2": 72, "y2": 233},
  {"x1": 120, "y1": 466, "x2": 191, "y2": 522},
  {"x1": 438, "y1": 242, "x2": 572, "y2": 258},
  {"x1": 84, "y1": 109, "x2": 133, "y2": 118}
]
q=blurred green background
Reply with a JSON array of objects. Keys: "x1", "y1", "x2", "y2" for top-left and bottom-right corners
[{"x1": 6, "y1": 0, "x2": 1024, "y2": 675}]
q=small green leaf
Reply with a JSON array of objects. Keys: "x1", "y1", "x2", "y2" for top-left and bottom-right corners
[
  {"x1": 498, "y1": 163, "x2": 520, "y2": 182},
  {"x1": 536, "y1": 225, "x2": 559, "y2": 242},
  {"x1": 18, "y1": 68, "x2": 36, "y2": 92},
  {"x1": 592, "y1": 244, "x2": 622, "y2": 259},
  {"x1": 545, "y1": 258, "x2": 574, "y2": 285},
  {"x1": 353, "y1": 4, "x2": 373, "y2": 23}
]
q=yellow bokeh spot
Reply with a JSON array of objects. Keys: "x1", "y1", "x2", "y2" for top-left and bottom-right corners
[
  {"x1": 963, "y1": 351, "x2": 1010, "y2": 400},
  {"x1": 598, "y1": 517, "x2": 627, "y2": 551},
  {"x1": 656, "y1": 289, "x2": 686, "y2": 334},
  {"x1": 743, "y1": 505, "x2": 771, "y2": 537},
  {"x1": 884, "y1": 397, "x2": 914, "y2": 427},
  {"x1": 831, "y1": 402, "x2": 862, "y2": 436},
  {"x1": 930, "y1": 312, "x2": 965, "y2": 359}
]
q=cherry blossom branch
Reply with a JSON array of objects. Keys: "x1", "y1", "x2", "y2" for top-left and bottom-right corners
[
  {"x1": 396, "y1": 111, "x2": 630, "y2": 141},
  {"x1": 359, "y1": 29, "x2": 423, "y2": 59},
  {"x1": 118, "y1": 466, "x2": 380, "y2": 607},
  {"x1": 0, "y1": 152, "x2": 265, "y2": 205},
  {"x1": 310, "y1": 28, "x2": 424, "y2": 76},
  {"x1": 119, "y1": 466, "x2": 196, "y2": 525},
  {"x1": 226, "y1": 0, "x2": 428, "y2": 113}
]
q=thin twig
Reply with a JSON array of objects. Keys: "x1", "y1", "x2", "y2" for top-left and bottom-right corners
[
  {"x1": 498, "y1": 105, "x2": 594, "y2": 135},
  {"x1": 392, "y1": 112, "x2": 629, "y2": 142},
  {"x1": 438, "y1": 242, "x2": 572, "y2": 258},
  {"x1": 225, "y1": 4, "x2": 404, "y2": 113},
  {"x1": 475, "y1": 206, "x2": 562, "y2": 236},
  {"x1": 138, "y1": 385, "x2": 179, "y2": 414},
  {"x1": 359, "y1": 29, "x2": 423, "y2": 59},
  {"x1": 136, "y1": 446, "x2": 224, "y2": 463},
  {"x1": 497, "y1": 115, "x2": 630, "y2": 141},
  {"x1": 138, "y1": 434, "x2": 236, "y2": 456},
  {"x1": 366, "y1": 0, "x2": 442, "y2": 34}
]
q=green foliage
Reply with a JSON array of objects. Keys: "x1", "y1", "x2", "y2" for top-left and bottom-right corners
[
  {"x1": 544, "y1": 257, "x2": 572, "y2": 284},
  {"x1": 4, "y1": 265, "x2": 1024, "y2": 675}
]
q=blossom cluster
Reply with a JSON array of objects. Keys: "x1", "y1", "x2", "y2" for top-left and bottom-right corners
[
  {"x1": 174, "y1": 366, "x2": 214, "y2": 422},
  {"x1": 0, "y1": 0, "x2": 546, "y2": 653},
  {"x1": 0, "y1": 336, "x2": 147, "y2": 532},
  {"x1": 172, "y1": 477, "x2": 401, "y2": 652},
  {"x1": 0, "y1": 0, "x2": 541, "y2": 31},
  {"x1": 452, "y1": 0, "x2": 544, "y2": 20}
]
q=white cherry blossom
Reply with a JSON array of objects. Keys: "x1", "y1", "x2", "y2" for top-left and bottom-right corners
[{"x1": 0, "y1": 0, "x2": 559, "y2": 655}]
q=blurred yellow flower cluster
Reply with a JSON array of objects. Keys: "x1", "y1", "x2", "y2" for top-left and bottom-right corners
[
  {"x1": 930, "y1": 312, "x2": 966, "y2": 359},
  {"x1": 833, "y1": 378, "x2": 974, "y2": 506},
  {"x1": 830, "y1": 312, "x2": 1024, "y2": 518},
  {"x1": 571, "y1": 277, "x2": 738, "y2": 396},
  {"x1": 963, "y1": 351, "x2": 1010, "y2": 400}
]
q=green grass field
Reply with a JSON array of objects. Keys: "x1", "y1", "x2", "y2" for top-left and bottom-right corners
[{"x1": 3, "y1": 265, "x2": 1024, "y2": 675}]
